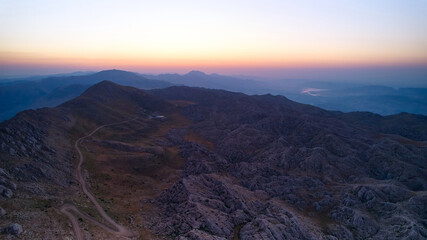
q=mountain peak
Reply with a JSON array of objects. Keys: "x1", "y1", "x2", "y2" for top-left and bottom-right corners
[
  {"x1": 65, "y1": 80, "x2": 170, "y2": 116},
  {"x1": 91, "y1": 79, "x2": 118, "y2": 87},
  {"x1": 185, "y1": 70, "x2": 206, "y2": 77},
  {"x1": 80, "y1": 80, "x2": 127, "y2": 98},
  {"x1": 98, "y1": 69, "x2": 126, "y2": 73},
  {"x1": 94, "y1": 69, "x2": 137, "y2": 77}
]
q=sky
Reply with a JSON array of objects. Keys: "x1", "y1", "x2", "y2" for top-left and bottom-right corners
[{"x1": 1, "y1": 0, "x2": 426, "y2": 85}]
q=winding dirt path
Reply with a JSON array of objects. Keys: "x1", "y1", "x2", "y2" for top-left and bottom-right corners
[{"x1": 60, "y1": 118, "x2": 139, "y2": 240}]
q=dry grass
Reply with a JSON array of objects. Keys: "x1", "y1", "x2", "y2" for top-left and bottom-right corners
[
  {"x1": 184, "y1": 130, "x2": 215, "y2": 151},
  {"x1": 377, "y1": 133, "x2": 427, "y2": 148},
  {"x1": 75, "y1": 109, "x2": 191, "y2": 239}
]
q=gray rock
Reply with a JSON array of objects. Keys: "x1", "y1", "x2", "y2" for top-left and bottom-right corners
[
  {"x1": 8, "y1": 147, "x2": 16, "y2": 155},
  {"x1": 326, "y1": 224, "x2": 354, "y2": 240},
  {"x1": 357, "y1": 186, "x2": 376, "y2": 203},
  {"x1": 2, "y1": 223, "x2": 23, "y2": 235},
  {"x1": 0, "y1": 185, "x2": 13, "y2": 198},
  {"x1": 0, "y1": 207, "x2": 6, "y2": 216},
  {"x1": 239, "y1": 216, "x2": 315, "y2": 240},
  {"x1": 181, "y1": 230, "x2": 227, "y2": 240},
  {"x1": 0, "y1": 168, "x2": 10, "y2": 178},
  {"x1": 0, "y1": 176, "x2": 17, "y2": 190}
]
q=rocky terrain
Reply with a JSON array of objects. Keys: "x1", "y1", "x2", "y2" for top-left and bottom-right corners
[
  {"x1": 0, "y1": 81, "x2": 426, "y2": 239},
  {"x1": 150, "y1": 86, "x2": 427, "y2": 239}
]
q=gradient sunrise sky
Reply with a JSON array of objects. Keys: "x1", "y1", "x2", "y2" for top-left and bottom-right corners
[{"x1": 1, "y1": 0, "x2": 426, "y2": 84}]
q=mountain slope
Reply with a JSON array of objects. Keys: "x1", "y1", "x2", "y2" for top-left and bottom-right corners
[{"x1": 0, "y1": 81, "x2": 180, "y2": 238}]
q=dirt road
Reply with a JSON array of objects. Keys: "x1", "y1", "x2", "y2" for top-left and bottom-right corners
[{"x1": 60, "y1": 118, "x2": 139, "y2": 240}]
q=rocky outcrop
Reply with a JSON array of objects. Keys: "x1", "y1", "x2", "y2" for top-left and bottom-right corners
[{"x1": 156, "y1": 173, "x2": 320, "y2": 239}]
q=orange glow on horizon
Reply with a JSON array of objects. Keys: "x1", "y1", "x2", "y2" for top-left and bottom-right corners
[{"x1": 2, "y1": 50, "x2": 427, "y2": 71}]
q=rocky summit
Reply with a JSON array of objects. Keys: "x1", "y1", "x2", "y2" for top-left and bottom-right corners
[{"x1": 0, "y1": 81, "x2": 426, "y2": 239}]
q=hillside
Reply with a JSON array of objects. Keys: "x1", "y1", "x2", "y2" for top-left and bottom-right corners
[{"x1": 0, "y1": 82, "x2": 426, "y2": 239}]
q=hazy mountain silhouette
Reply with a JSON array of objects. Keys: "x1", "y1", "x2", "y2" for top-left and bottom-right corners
[
  {"x1": 0, "y1": 71, "x2": 96, "y2": 87},
  {"x1": 143, "y1": 70, "x2": 270, "y2": 94}
]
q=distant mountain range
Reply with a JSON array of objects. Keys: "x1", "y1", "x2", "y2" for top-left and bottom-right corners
[
  {"x1": 142, "y1": 70, "x2": 270, "y2": 94},
  {"x1": 1, "y1": 69, "x2": 426, "y2": 121},
  {"x1": 0, "y1": 70, "x2": 172, "y2": 121}
]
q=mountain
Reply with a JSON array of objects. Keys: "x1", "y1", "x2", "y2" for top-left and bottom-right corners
[
  {"x1": 0, "y1": 81, "x2": 425, "y2": 239},
  {"x1": 0, "y1": 70, "x2": 173, "y2": 121}
]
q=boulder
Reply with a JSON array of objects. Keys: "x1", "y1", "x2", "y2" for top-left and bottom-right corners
[
  {"x1": 2, "y1": 223, "x2": 23, "y2": 235},
  {"x1": 0, "y1": 185, "x2": 13, "y2": 198},
  {"x1": 0, "y1": 207, "x2": 6, "y2": 216},
  {"x1": 0, "y1": 176, "x2": 17, "y2": 190}
]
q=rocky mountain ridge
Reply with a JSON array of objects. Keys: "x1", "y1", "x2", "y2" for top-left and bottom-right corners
[{"x1": 0, "y1": 81, "x2": 425, "y2": 239}]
